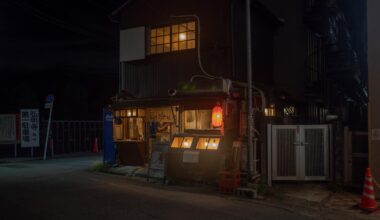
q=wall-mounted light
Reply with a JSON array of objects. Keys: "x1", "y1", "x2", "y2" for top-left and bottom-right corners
[
  {"x1": 284, "y1": 106, "x2": 296, "y2": 116},
  {"x1": 264, "y1": 104, "x2": 276, "y2": 117},
  {"x1": 132, "y1": 109, "x2": 137, "y2": 116}
]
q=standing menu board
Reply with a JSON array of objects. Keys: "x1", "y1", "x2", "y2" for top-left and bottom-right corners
[{"x1": 147, "y1": 143, "x2": 169, "y2": 182}]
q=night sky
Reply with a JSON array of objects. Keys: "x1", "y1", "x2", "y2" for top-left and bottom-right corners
[{"x1": 0, "y1": 0, "x2": 125, "y2": 119}]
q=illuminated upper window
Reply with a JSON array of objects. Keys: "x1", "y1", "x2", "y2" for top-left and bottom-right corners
[{"x1": 150, "y1": 22, "x2": 196, "y2": 55}]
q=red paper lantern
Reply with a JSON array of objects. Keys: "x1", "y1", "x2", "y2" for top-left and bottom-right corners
[{"x1": 212, "y1": 104, "x2": 223, "y2": 127}]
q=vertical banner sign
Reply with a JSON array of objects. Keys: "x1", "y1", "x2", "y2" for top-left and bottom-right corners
[
  {"x1": 103, "y1": 108, "x2": 116, "y2": 165},
  {"x1": 20, "y1": 109, "x2": 40, "y2": 148}
]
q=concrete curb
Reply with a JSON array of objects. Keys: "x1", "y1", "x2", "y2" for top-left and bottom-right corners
[{"x1": 107, "y1": 166, "x2": 148, "y2": 177}]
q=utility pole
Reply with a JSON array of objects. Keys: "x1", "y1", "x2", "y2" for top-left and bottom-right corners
[
  {"x1": 246, "y1": 0, "x2": 254, "y2": 177},
  {"x1": 367, "y1": 0, "x2": 380, "y2": 196}
]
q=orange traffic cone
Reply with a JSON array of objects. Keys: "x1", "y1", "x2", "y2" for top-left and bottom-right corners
[
  {"x1": 359, "y1": 168, "x2": 379, "y2": 213},
  {"x1": 92, "y1": 137, "x2": 99, "y2": 153}
]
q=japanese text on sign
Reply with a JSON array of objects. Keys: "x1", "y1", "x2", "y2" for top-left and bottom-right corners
[{"x1": 20, "y1": 109, "x2": 40, "y2": 148}]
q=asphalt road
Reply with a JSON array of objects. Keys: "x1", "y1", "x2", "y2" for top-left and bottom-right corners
[{"x1": 0, "y1": 155, "x2": 314, "y2": 220}]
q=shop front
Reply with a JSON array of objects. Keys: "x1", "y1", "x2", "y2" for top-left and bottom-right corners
[
  {"x1": 112, "y1": 95, "x2": 243, "y2": 184},
  {"x1": 112, "y1": 105, "x2": 179, "y2": 166}
]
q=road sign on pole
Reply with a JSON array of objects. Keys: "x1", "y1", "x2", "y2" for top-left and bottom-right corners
[{"x1": 44, "y1": 94, "x2": 54, "y2": 109}]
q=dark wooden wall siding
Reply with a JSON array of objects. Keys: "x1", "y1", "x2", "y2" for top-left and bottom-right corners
[
  {"x1": 260, "y1": 0, "x2": 307, "y2": 101},
  {"x1": 123, "y1": 52, "x2": 199, "y2": 98},
  {"x1": 120, "y1": 0, "x2": 276, "y2": 98},
  {"x1": 230, "y1": 0, "x2": 275, "y2": 84},
  {"x1": 120, "y1": 0, "x2": 233, "y2": 98},
  {"x1": 231, "y1": 0, "x2": 247, "y2": 82},
  {"x1": 252, "y1": 12, "x2": 275, "y2": 84}
]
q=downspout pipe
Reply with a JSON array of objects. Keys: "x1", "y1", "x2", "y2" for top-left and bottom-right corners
[
  {"x1": 232, "y1": 81, "x2": 267, "y2": 112},
  {"x1": 246, "y1": 0, "x2": 255, "y2": 177},
  {"x1": 171, "y1": 14, "x2": 223, "y2": 81}
]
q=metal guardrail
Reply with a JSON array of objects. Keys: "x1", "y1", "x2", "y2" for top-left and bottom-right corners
[
  {"x1": 44, "y1": 120, "x2": 103, "y2": 154},
  {"x1": 0, "y1": 120, "x2": 103, "y2": 158}
]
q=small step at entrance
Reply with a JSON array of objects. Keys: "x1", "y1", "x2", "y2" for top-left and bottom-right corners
[{"x1": 235, "y1": 187, "x2": 258, "y2": 199}]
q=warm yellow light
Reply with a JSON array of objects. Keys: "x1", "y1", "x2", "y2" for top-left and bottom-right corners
[
  {"x1": 179, "y1": 33, "x2": 186, "y2": 41},
  {"x1": 196, "y1": 138, "x2": 209, "y2": 150},
  {"x1": 264, "y1": 107, "x2": 276, "y2": 117},
  {"x1": 212, "y1": 105, "x2": 223, "y2": 127},
  {"x1": 207, "y1": 138, "x2": 220, "y2": 150},
  {"x1": 127, "y1": 110, "x2": 132, "y2": 117},
  {"x1": 114, "y1": 125, "x2": 123, "y2": 140},
  {"x1": 181, "y1": 137, "x2": 193, "y2": 148},
  {"x1": 171, "y1": 137, "x2": 184, "y2": 148}
]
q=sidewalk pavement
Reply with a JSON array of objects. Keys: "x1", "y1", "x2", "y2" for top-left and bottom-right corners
[
  {"x1": 268, "y1": 183, "x2": 380, "y2": 220},
  {"x1": 104, "y1": 167, "x2": 380, "y2": 220},
  {"x1": 325, "y1": 191, "x2": 380, "y2": 218}
]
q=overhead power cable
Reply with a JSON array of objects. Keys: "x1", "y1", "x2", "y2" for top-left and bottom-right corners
[{"x1": 6, "y1": 0, "x2": 111, "y2": 41}]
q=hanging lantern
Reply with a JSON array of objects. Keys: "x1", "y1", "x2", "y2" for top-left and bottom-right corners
[{"x1": 212, "y1": 104, "x2": 223, "y2": 128}]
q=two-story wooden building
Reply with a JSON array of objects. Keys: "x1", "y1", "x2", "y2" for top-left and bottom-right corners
[
  {"x1": 109, "y1": 0, "x2": 368, "y2": 187},
  {"x1": 110, "y1": 0, "x2": 282, "y2": 183}
]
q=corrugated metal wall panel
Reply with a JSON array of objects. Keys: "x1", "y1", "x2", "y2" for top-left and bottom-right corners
[
  {"x1": 277, "y1": 129, "x2": 297, "y2": 177},
  {"x1": 123, "y1": 53, "x2": 201, "y2": 98},
  {"x1": 305, "y1": 129, "x2": 325, "y2": 177}
]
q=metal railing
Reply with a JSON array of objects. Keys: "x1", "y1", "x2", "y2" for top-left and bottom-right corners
[
  {"x1": 44, "y1": 120, "x2": 103, "y2": 154},
  {"x1": 0, "y1": 120, "x2": 103, "y2": 158}
]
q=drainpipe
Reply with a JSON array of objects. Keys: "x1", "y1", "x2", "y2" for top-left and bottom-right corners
[{"x1": 246, "y1": 0, "x2": 254, "y2": 177}]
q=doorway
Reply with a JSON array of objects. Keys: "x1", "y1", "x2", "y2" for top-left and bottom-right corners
[{"x1": 269, "y1": 125, "x2": 329, "y2": 181}]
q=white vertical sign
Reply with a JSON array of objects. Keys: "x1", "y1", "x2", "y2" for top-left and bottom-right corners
[{"x1": 20, "y1": 109, "x2": 40, "y2": 148}]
